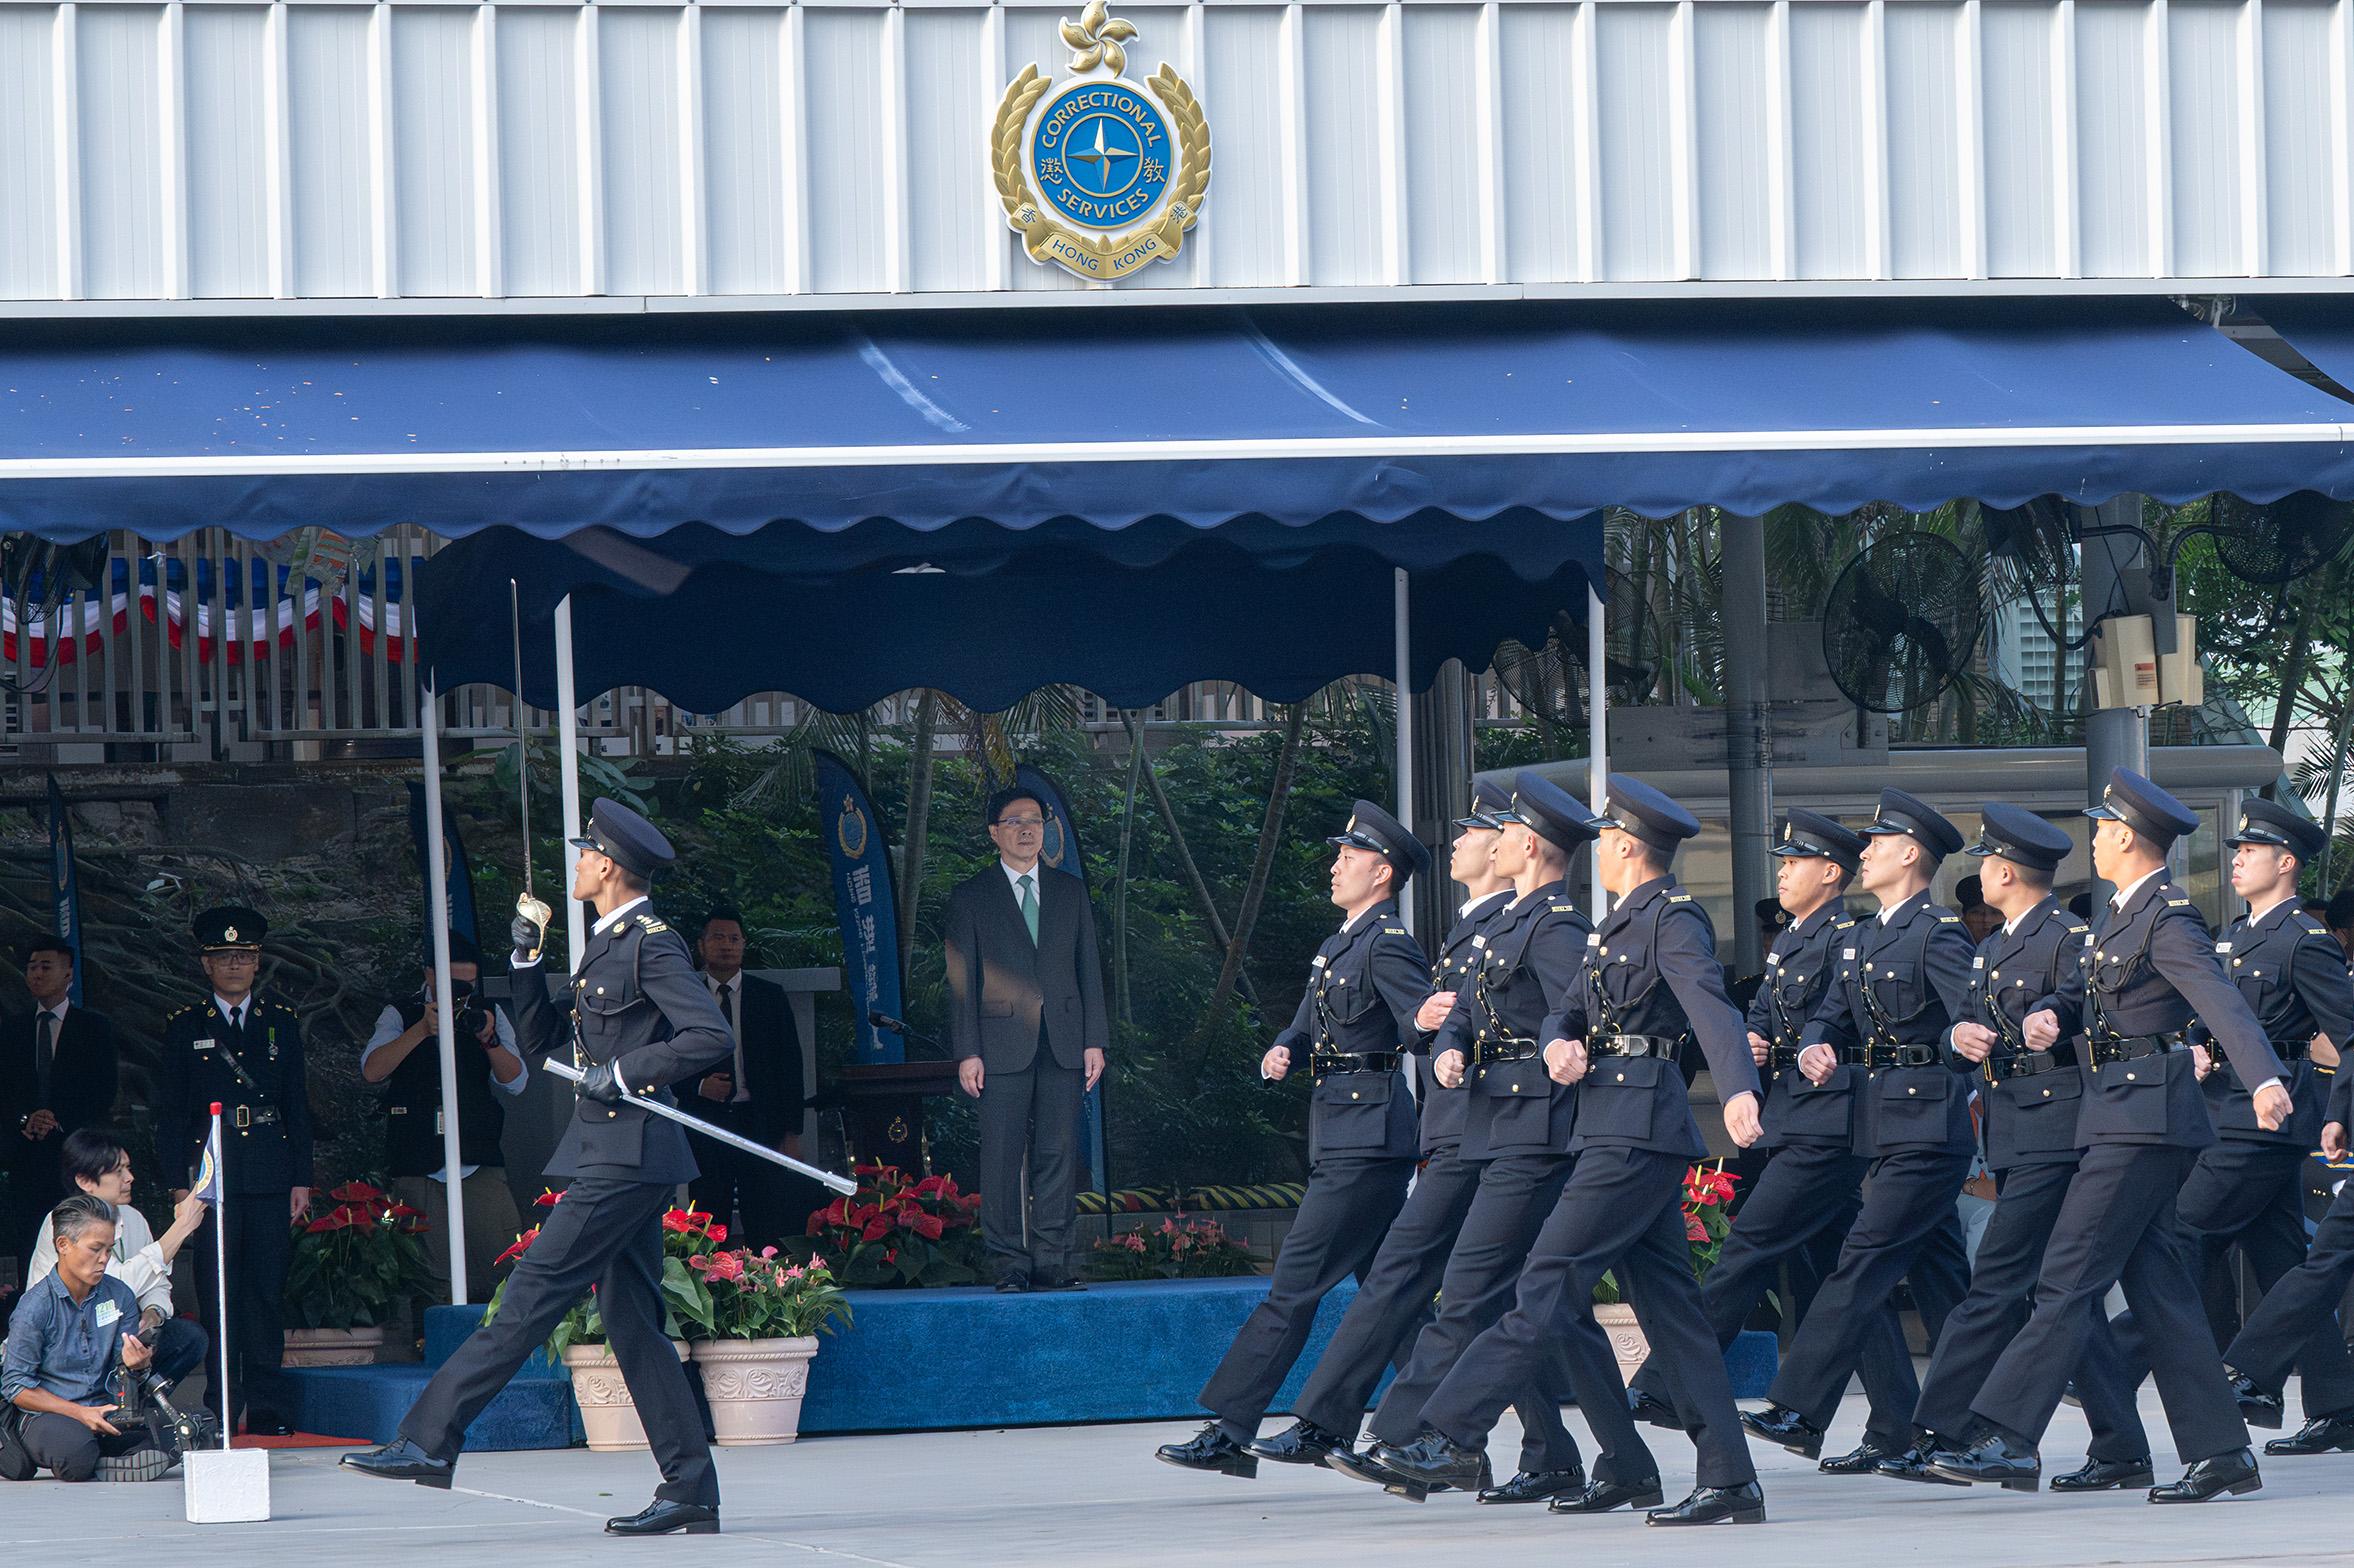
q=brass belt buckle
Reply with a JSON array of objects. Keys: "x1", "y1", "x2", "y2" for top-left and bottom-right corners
[{"x1": 233, "y1": 1105, "x2": 252, "y2": 1130}]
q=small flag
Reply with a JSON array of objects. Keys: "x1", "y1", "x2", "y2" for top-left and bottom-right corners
[{"x1": 194, "y1": 1104, "x2": 224, "y2": 1207}]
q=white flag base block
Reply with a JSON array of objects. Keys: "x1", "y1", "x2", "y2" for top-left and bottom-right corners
[{"x1": 183, "y1": 1447, "x2": 272, "y2": 1524}]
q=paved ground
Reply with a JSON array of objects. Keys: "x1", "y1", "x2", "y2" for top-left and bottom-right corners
[{"x1": 10, "y1": 1389, "x2": 2350, "y2": 1567}]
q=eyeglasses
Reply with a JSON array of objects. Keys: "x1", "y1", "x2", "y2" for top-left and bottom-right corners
[
  {"x1": 207, "y1": 952, "x2": 260, "y2": 966},
  {"x1": 994, "y1": 815, "x2": 1046, "y2": 831}
]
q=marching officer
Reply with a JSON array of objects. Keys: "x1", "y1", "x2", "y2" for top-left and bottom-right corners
[
  {"x1": 1742, "y1": 789, "x2": 1977, "y2": 1472},
  {"x1": 1328, "y1": 773, "x2": 1664, "y2": 1510},
  {"x1": 1878, "y1": 805, "x2": 2149, "y2": 1489},
  {"x1": 1370, "y1": 774, "x2": 1767, "y2": 1527},
  {"x1": 1929, "y1": 769, "x2": 2290, "y2": 1501},
  {"x1": 1265, "y1": 779, "x2": 1587, "y2": 1502},
  {"x1": 344, "y1": 799, "x2": 736, "y2": 1536},
  {"x1": 1157, "y1": 800, "x2": 1431, "y2": 1478},
  {"x1": 155, "y1": 906, "x2": 313, "y2": 1438},
  {"x1": 1627, "y1": 810, "x2": 1913, "y2": 1437}
]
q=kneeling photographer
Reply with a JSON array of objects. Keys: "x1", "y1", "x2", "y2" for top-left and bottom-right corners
[
  {"x1": 25, "y1": 1130, "x2": 208, "y2": 1388},
  {"x1": 1, "y1": 1196, "x2": 174, "y2": 1483},
  {"x1": 361, "y1": 933, "x2": 528, "y2": 1302}
]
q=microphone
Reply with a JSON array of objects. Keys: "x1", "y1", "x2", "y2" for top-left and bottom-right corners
[{"x1": 867, "y1": 1011, "x2": 947, "y2": 1054}]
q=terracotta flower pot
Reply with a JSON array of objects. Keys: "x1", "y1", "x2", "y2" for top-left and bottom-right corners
[
  {"x1": 691, "y1": 1336, "x2": 819, "y2": 1446},
  {"x1": 562, "y1": 1340, "x2": 691, "y2": 1452},
  {"x1": 282, "y1": 1325, "x2": 389, "y2": 1367},
  {"x1": 1593, "y1": 1302, "x2": 1649, "y2": 1383}
]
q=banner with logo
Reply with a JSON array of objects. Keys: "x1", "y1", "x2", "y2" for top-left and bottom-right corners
[
  {"x1": 406, "y1": 781, "x2": 480, "y2": 947},
  {"x1": 815, "y1": 751, "x2": 904, "y2": 1065},
  {"x1": 45, "y1": 774, "x2": 83, "y2": 1006},
  {"x1": 1013, "y1": 763, "x2": 1109, "y2": 1199}
]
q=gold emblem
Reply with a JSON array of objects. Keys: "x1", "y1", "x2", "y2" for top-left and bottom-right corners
[
  {"x1": 223, "y1": 925, "x2": 239, "y2": 943},
  {"x1": 837, "y1": 793, "x2": 869, "y2": 859},
  {"x1": 992, "y1": 4, "x2": 1210, "y2": 282}
]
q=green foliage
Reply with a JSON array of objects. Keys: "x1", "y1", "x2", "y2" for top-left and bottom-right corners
[
  {"x1": 282, "y1": 1180, "x2": 437, "y2": 1330},
  {"x1": 794, "y1": 1162, "x2": 991, "y2": 1288}
]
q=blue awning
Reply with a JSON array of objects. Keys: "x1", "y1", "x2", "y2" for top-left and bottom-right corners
[
  {"x1": 2, "y1": 298, "x2": 2351, "y2": 543},
  {"x1": 2259, "y1": 297, "x2": 2354, "y2": 405}
]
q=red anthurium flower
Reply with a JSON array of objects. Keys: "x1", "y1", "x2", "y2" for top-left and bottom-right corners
[
  {"x1": 860, "y1": 1216, "x2": 891, "y2": 1243},
  {"x1": 306, "y1": 1210, "x2": 354, "y2": 1234},
  {"x1": 911, "y1": 1212, "x2": 945, "y2": 1241},
  {"x1": 534, "y1": 1188, "x2": 564, "y2": 1208},
  {"x1": 1685, "y1": 1214, "x2": 1709, "y2": 1244},
  {"x1": 329, "y1": 1181, "x2": 385, "y2": 1204},
  {"x1": 912, "y1": 1175, "x2": 948, "y2": 1198},
  {"x1": 494, "y1": 1226, "x2": 541, "y2": 1266},
  {"x1": 705, "y1": 1224, "x2": 728, "y2": 1245},
  {"x1": 704, "y1": 1251, "x2": 746, "y2": 1284}
]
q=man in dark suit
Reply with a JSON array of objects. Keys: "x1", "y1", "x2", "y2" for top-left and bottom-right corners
[
  {"x1": 2, "y1": 935, "x2": 119, "y2": 1284},
  {"x1": 343, "y1": 798, "x2": 737, "y2": 1537},
  {"x1": 687, "y1": 907, "x2": 812, "y2": 1248},
  {"x1": 945, "y1": 786, "x2": 1109, "y2": 1292}
]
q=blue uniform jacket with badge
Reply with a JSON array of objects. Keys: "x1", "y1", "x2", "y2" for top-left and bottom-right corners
[
  {"x1": 154, "y1": 997, "x2": 314, "y2": 1195},
  {"x1": 1958, "y1": 897, "x2": 2089, "y2": 1172},
  {"x1": 1751, "y1": 902, "x2": 1859, "y2": 1150},
  {"x1": 2076, "y1": 875, "x2": 2285, "y2": 1149},
  {"x1": 1798, "y1": 889, "x2": 1978, "y2": 1158},
  {"x1": 1272, "y1": 897, "x2": 1430, "y2": 1163},
  {"x1": 1433, "y1": 880, "x2": 1591, "y2": 1163},
  {"x1": 1544, "y1": 875, "x2": 1761, "y2": 1160},
  {"x1": 509, "y1": 902, "x2": 738, "y2": 1186},
  {"x1": 2202, "y1": 899, "x2": 2354, "y2": 1148},
  {"x1": 1416, "y1": 890, "x2": 1514, "y2": 1156}
]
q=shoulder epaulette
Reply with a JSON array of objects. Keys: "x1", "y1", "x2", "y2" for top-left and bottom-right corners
[
  {"x1": 2165, "y1": 898, "x2": 2191, "y2": 908},
  {"x1": 2298, "y1": 915, "x2": 2329, "y2": 935},
  {"x1": 1381, "y1": 925, "x2": 1408, "y2": 937},
  {"x1": 1549, "y1": 902, "x2": 1576, "y2": 914},
  {"x1": 167, "y1": 1003, "x2": 200, "y2": 1020},
  {"x1": 1667, "y1": 893, "x2": 1693, "y2": 904},
  {"x1": 633, "y1": 913, "x2": 669, "y2": 933},
  {"x1": 2064, "y1": 921, "x2": 2088, "y2": 935},
  {"x1": 1934, "y1": 913, "x2": 1961, "y2": 923},
  {"x1": 1832, "y1": 915, "x2": 1856, "y2": 930}
]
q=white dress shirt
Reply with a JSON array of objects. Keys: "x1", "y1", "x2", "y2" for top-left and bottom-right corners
[
  {"x1": 709, "y1": 973, "x2": 751, "y2": 1103},
  {"x1": 361, "y1": 1000, "x2": 528, "y2": 1181}
]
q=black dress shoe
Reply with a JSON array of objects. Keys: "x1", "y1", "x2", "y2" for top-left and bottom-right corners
[
  {"x1": 340, "y1": 1438, "x2": 455, "y2": 1491},
  {"x1": 1926, "y1": 1432, "x2": 2041, "y2": 1491},
  {"x1": 1873, "y1": 1443, "x2": 1969, "y2": 1486},
  {"x1": 1031, "y1": 1275, "x2": 1087, "y2": 1292},
  {"x1": 1549, "y1": 1475, "x2": 1665, "y2": 1513},
  {"x1": 1820, "y1": 1435, "x2": 1904, "y2": 1475},
  {"x1": 1248, "y1": 1419, "x2": 1353, "y2": 1467},
  {"x1": 1738, "y1": 1404, "x2": 1824, "y2": 1460},
  {"x1": 1477, "y1": 1466, "x2": 1584, "y2": 1504},
  {"x1": 2265, "y1": 1412, "x2": 2354, "y2": 1457},
  {"x1": 1324, "y1": 1444, "x2": 1413, "y2": 1492},
  {"x1": 2049, "y1": 1455, "x2": 2155, "y2": 1492},
  {"x1": 1349, "y1": 1432, "x2": 1491, "y2": 1502},
  {"x1": 606, "y1": 1500, "x2": 720, "y2": 1536},
  {"x1": 1627, "y1": 1390, "x2": 1684, "y2": 1431},
  {"x1": 1646, "y1": 1481, "x2": 1766, "y2": 1526},
  {"x1": 2148, "y1": 1448, "x2": 2261, "y2": 1503},
  {"x1": 2226, "y1": 1369, "x2": 2286, "y2": 1430},
  {"x1": 1155, "y1": 1424, "x2": 1258, "y2": 1479},
  {"x1": 244, "y1": 1414, "x2": 294, "y2": 1438},
  {"x1": 994, "y1": 1273, "x2": 1031, "y2": 1293}
]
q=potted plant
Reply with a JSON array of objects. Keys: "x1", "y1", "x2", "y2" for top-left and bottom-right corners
[
  {"x1": 484, "y1": 1192, "x2": 713, "y2": 1451},
  {"x1": 796, "y1": 1163, "x2": 990, "y2": 1288},
  {"x1": 1591, "y1": 1163, "x2": 1740, "y2": 1381},
  {"x1": 282, "y1": 1181, "x2": 433, "y2": 1365},
  {"x1": 680, "y1": 1248, "x2": 852, "y2": 1445},
  {"x1": 1083, "y1": 1214, "x2": 1264, "y2": 1281}
]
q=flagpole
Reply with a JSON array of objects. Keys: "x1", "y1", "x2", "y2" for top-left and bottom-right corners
[
  {"x1": 208, "y1": 1103, "x2": 230, "y2": 1451},
  {"x1": 420, "y1": 678, "x2": 470, "y2": 1302}
]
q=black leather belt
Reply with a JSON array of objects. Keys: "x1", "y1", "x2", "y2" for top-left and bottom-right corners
[
  {"x1": 1767, "y1": 1043, "x2": 1806, "y2": 1072},
  {"x1": 1589, "y1": 1033, "x2": 1681, "y2": 1060},
  {"x1": 1846, "y1": 1042, "x2": 1943, "y2": 1068},
  {"x1": 2270, "y1": 1038, "x2": 2312, "y2": 1064},
  {"x1": 231, "y1": 1105, "x2": 279, "y2": 1129},
  {"x1": 1472, "y1": 1037, "x2": 1540, "y2": 1066},
  {"x1": 1984, "y1": 1049, "x2": 2067, "y2": 1082},
  {"x1": 1313, "y1": 1051, "x2": 1403, "y2": 1075},
  {"x1": 2090, "y1": 1034, "x2": 2182, "y2": 1065}
]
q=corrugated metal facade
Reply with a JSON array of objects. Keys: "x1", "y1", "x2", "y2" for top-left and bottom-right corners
[{"x1": 1, "y1": 0, "x2": 2349, "y2": 308}]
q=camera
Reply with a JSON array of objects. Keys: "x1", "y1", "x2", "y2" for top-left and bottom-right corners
[
  {"x1": 448, "y1": 979, "x2": 494, "y2": 1044},
  {"x1": 110, "y1": 1330, "x2": 217, "y2": 1457}
]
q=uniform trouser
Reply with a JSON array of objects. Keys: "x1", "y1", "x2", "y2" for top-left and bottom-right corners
[
  {"x1": 1421, "y1": 1146, "x2": 1757, "y2": 1489},
  {"x1": 1912, "y1": 1159, "x2": 2149, "y2": 1460},
  {"x1": 193, "y1": 1194, "x2": 294, "y2": 1424},
  {"x1": 401, "y1": 1175, "x2": 718, "y2": 1506},
  {"x1": 395, "y1": 1171, "x2": 524, "y2": 1306},
  {"x1": 977, "y1": 1056, "x2": 1085, "y2": 1281},
  {"x1": 2224, "y1": 1178, "x2": 2354, "y2": 1414},
  {"x1": 2108, "y1": 1140, "x2": 2354, "y2": 1421},
  {"x1": 1970, "y1": 1143, "x2": 2250, "y2": 1464},
  {"x1": 1369, "y1": 1153, "x2": 1654, "y2": 1480},
  {"x1": 1199, "y1": 1152, "x2": 1414, "y2": 1434},
  {"x1": 1766, "y1": 1146, "x2": 1974, "y2": 1445},
  {"x1": 1629, "y1": 1142, "x2": 1911, "y2": 1420},
  {"x1": 1290, "y1": 1144, "x2": 1579, "y2": 1473}
]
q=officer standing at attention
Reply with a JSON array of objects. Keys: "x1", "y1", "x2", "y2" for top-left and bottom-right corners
[
  {"x1": 1629, "y1": 810, "x2": 1913, "y2": 1437},
  {"x1": 155, "y1": 906, "x2": 312, "y2": 1438},
  {"x1": 1157, "y1": 801, "x2": 1431, "y2": 1478},
  {"x1": 1929, "y1": 769, "x2": 2290, "y2": 1502},
  {"x1": 343, "y1": 799, "x2": 736, "y2": 1537},
  {"x1": 1328, "y1": 774, "x2": 1663, "y2": 1511},
  {"x1": 1265, "y1": 779, "x2": 1586, "y2": 1502},
  {"x1": 1877, "y1": 805, "x2": 2149, "y2": 1489},
  {"x1": 1742, "y1": 789, "x2": 1977, "y2": 1472},
  {"x1": 1370, "y1": 774, "x2": 1766, "y2": 1527}
]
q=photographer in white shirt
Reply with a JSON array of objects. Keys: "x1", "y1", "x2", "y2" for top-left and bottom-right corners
[{"x1": 24, "y1": 1130, "x2": 208, "y2": 1389}]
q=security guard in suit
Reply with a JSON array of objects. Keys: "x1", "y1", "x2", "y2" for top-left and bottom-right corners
[
  {"x1": 1378, "y1": 773, "x2": 1769, "y2": 1528},
  {"x1": 155, "y1": 906, "x2": 313, "y2": 1436},
  {"x1": 1930, "y1": 769, "x2": 2290, "y2": 1502},
  {"x1": 1745, "y1": 789, "x2": 1978, "y2": 1470},
  {"x1": 2225, "y1": 1046, "x2": 2354, "y2": 1456},
  {"x1": 1158, "y1": 801, "x2": 1432, "y2": 1478},
  {"x1": 344, "y1": 799, "x2": 737, "y2": 1537},
  {"x1": 1880, "y1": 806, "x2": 2151, "y2": 1489},
  {"x1": 1629, "y1": 810, "x2": 1914, "y2": 1441},
  {"x1": 1329, "y1": 774, "x2": 1665, "y2": 1510},
  {"x1": 1269, "y1": 779, "x2": 1590, "y2": 1502}
]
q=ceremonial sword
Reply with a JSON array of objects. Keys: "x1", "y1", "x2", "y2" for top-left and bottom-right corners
[
  {"x1": 512, "y1": 579, "x2": 554, "y2": 939},
  {"x1": 541, "y1": 1056, "x2": 858, "y2": 1195}
]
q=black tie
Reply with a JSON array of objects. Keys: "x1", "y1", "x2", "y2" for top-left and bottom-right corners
[
  {"x1": 33, "y1": 1011, "x2": 56, "y2": 1105},
  {"x1": 720, "y1": 984, "x2": 736, "y2": 1027}
]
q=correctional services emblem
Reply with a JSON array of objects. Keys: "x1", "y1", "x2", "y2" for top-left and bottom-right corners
[
  {"x1": 837, "y1": 794, "x2": 869, "y2": 859},
  {"x1": 992, "y1": 2, "x2": 1209, "y2": 282}
]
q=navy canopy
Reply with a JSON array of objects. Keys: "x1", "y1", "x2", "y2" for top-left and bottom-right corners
[
  {"x1": 3, "y1": 298, "x2": 2352, "y2": 545},
  {"x1": 2261, "y1": 297, "x2": 2354, "y2": 406}
]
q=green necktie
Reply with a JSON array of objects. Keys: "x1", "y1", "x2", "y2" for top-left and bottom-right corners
[{"x1": 1019, "y1": 873, "x2": 1040, "y2": 944}]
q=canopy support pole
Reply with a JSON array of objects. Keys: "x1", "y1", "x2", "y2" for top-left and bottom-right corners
[
  {"x1": 555, "y1": 595, "x2": 587, "y2": 963},
  {"x1": 419, "y1": 678, "x2": 471, "y2": 1303},
  {"x1": 1588, "y1": 579, "x2": 1608, "y2": 916},
  {"x1": 1394, "y1": 567, "x2": 1415, "y2": 936},
  {"x1": 2082, "y1": 496, "x2": 2149, "y2": 899},
  {"x1": 1723, "y1": 514, "x2": 1773, "y2": 976}
]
